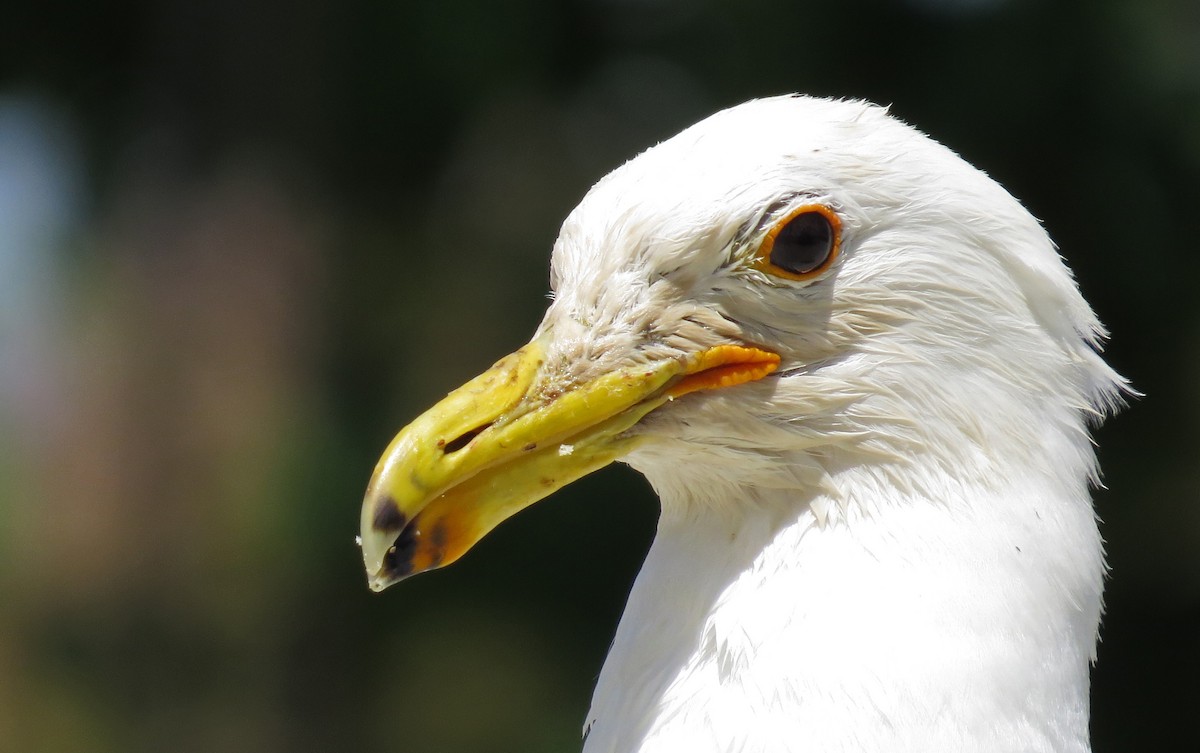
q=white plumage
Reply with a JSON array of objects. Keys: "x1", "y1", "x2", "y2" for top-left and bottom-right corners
[
  {"x1": 362, "y1": 95, "x2": 1125, "y2": 753},
  {"x1": 549, "y1": 96, "x2": 1122, "y2": 752}
]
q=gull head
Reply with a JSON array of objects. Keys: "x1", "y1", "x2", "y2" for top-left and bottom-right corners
[{"x1": 358, "y1": 95, "x2": 1124, "y2": 589}]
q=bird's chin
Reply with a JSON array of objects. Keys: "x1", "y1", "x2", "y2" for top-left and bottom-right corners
[{"x1": 358, "y1": 338, "x2": 780, "y2": 590}]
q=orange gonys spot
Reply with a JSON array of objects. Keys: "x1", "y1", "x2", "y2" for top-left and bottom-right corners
[{"x1": 666, "y1": 345, "x2": 780, "y2": 399}]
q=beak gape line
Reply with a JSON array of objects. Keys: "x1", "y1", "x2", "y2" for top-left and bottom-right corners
[{"x1": 360, "y1": 340, "x2": 779, "y2": 591}]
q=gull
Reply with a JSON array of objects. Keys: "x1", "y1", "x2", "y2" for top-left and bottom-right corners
[{"x1": 358, "y1": 95, "x2": 1125, "y2": 753}]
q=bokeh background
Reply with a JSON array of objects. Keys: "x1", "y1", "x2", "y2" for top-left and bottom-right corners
[{"x1": 1, "y1": 0, "x2": 1196, "y2": 751}]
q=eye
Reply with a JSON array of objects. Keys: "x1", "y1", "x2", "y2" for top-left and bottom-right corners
[{"x1": 753, "y1": 204, "x2": 841, "y2": 281}]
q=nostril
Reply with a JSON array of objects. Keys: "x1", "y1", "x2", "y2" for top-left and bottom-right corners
[{"x1": 442, "y1": 423, "x2": 491, "y2": 454}]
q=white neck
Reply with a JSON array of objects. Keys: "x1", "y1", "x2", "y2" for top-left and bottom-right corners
[{"x1": 582, "y1": 464, "x2": 1102, "y2": 753}]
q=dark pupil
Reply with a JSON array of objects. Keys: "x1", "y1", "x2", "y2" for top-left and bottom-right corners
[{"x1": 770, "y1": 212, "x2": 833, "y2": 274}]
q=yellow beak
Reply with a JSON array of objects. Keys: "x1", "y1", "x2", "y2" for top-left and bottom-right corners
[{"x1": 359, "y1": 337, "x2": 779, "y2": 591}]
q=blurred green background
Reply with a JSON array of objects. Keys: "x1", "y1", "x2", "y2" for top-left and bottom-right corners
[{"x1": 0, "y1": 0, "x2": 1195, "y2": 751}]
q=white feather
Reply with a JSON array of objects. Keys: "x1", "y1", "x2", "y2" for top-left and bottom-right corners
[{"x1": 536, "y1": 96, "x2": 1124, "y2": 752}]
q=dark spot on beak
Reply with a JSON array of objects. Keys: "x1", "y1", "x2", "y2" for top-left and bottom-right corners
[
  {"x1": 380, "y1": 524, "x2": 419, "y2": 580},
  {"x1": 372, "y1": 497, "x2": 407, "y2": 533},
  {"x1": 522, "y1": 442, "x2": 537, "y2": 451}
]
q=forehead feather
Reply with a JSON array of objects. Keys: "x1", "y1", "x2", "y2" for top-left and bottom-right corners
[
  {"x1": 547, "y1": 95, "x2": 1103, "y2": 355},
  {"x1": 549, "y1": 98, "x2": 911, "y2": 285}
]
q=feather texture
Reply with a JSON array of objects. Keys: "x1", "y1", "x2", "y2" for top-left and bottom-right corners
[{"x1": 532, "y1": 96, "x2": 1124, "y2": 752}]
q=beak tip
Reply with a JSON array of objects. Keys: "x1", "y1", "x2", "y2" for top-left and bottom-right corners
[
  {"x1": 360, "y1": 491, "x2": 410, "y2": 585},
  {"x1": 366, "y1": 559, "x2": 413, "y2": 592},
  {"x1": 362, "y1": 528, "x2": 420, "y2": 592},
  {"x1": 364, "y1": 553, "x2": 400, "y2": 591}
]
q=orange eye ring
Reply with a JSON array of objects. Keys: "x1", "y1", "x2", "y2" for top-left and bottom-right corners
[{"x1": 752, "y1": 203, "x2": 842, "y2": 282}]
